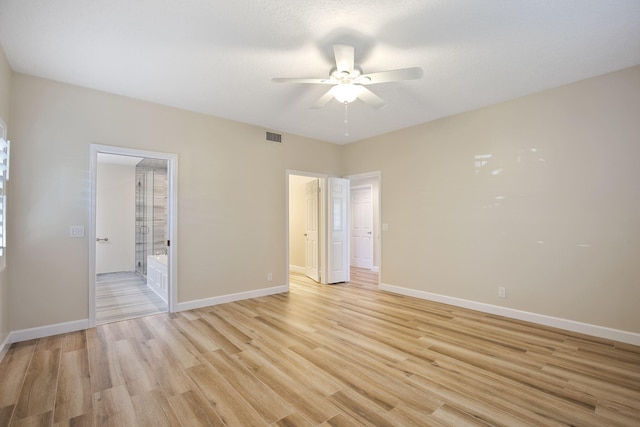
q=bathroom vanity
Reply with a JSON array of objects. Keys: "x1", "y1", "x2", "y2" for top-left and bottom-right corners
[{"x1": 146, "y1": 254, "x2": 168, "y2": 302}]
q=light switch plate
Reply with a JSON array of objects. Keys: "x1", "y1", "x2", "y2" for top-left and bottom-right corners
[{"x1": 70, "y1": 225, "x2": 85, "y2": 238}]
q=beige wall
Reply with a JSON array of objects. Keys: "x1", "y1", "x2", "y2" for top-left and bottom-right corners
[
  {"x1": 0, "y1": 47, "x2": 9, "y2": 122},
  {"x1": 5, "y1": 62, "x2": 640, "y2": 337},
  {"x1": 96, "y1": 162, "x2": 136, "y2": 274},
  {"x1": 343, "y1": 65, "x2": 640, "y2": 333},
  {"x1": 9, "y1": 73, "x2": 342, "y2": 330},
  {"x1": 0, "y1": 45, "x2": 11, "y2": 347}
]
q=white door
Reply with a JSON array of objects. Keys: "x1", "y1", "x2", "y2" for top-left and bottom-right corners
[
  {"x1": 304, "y1": 179, "x2": 320, "y2": 282},
  {"x1": 350, "y1": 186, "x2": 373, "y2": 269},
  {"x1": 327, "y1": 177, "x2": 350, "y2": 283}
]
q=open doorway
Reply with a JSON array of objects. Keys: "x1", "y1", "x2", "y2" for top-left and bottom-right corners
[
  {"x1": 287, "y1": 171, "x2": 351, "y2": 286},
  {"x1": 347, "y1": 172, "x2": 381, "y2": 276},
  {"x1": 288, "y1": 172, "x2": 325, "y2": 284},
  {"x1": 89, "y1": 145, "x2": 178, "y2": 327}
]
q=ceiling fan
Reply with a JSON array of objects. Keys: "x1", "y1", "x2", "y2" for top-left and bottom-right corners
[{"x1": 272, "y1": 44, "x2": 423, "y2": 109}]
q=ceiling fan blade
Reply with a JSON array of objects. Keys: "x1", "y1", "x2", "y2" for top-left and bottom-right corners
[
  {"x1": 357, "y1": 86, "x2": 386, "y2": 109},
  {"x1": 310, "y1": 87, "x2": 338, "y2": 109},
  {"x1": 272, "y1": 77, "x2": 333, "y2": 84},
  {"x1": 333, "y1": 44, "x2": 355, "y2": 74},
  {"x1": 357, "y1": 67, "x2": 423, "y2": 84}
]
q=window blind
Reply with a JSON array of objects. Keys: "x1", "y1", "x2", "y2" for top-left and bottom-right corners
[{"x1": 0, "y1": 133, "x2": 8, "y2": 257}]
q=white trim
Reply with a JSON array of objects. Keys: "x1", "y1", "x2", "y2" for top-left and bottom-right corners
[
  {"x1": 345, "y1": 171, "x2": 382, "y2": 285},
  {"x1": 345, "y1": 171, "x2": 381, "y2": 181},
  {"x1": 89, "y1": 144, "x2": 178, "y2": 327},
  {"x1": 349, "y1": 184, "x2": 373, "y2": 270},
  {"x1": 0, "y1": 118, "x2": 8, "y2": 269},
  {"x1": 286, "y1": 170, "x2": 329, "y2": 287},
  {"x1": 380, "y1": 283, "x2": 640, "y2": 346},
  {"x1": 289, "y1": 265, "x2": 306, "y2": 274},
  {"x1": 175, "y1": 285, "x2": 288, "y2": 312},
  {"x1": 10, "y1": 319, "x2": 90, "y2": 344},
  {"x1": 5, "y1": 284, "x2": 286, "y2": 347}
]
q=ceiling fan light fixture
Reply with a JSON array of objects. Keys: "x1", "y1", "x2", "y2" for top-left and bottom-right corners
[
  {"x1": 333, "y1": 83, "x2": 359, "y2": 104},
  {"x1": 272, "y1": 44, "x2": 422, "y2": 111}
]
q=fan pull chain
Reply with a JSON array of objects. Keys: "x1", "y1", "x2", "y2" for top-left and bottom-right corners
[{"x1": 344, "y1": 101, "x2": 349, "y2": 136}]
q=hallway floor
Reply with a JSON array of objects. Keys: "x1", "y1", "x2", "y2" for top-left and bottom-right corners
[{"x1": 96, "y1": 271, "x2": 167, "y2": 324}]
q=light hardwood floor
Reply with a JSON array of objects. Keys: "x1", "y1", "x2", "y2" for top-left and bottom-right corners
[{"x1": 1, "y1": 268, "x2": 639, "y2": 426}]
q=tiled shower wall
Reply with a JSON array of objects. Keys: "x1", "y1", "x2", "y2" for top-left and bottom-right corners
[{"x1": 135, "y1": 158, "x2": 168, "y2": 276}]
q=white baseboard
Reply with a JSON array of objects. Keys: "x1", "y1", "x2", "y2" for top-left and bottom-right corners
[
  {"x1": 289, "y1": 265, "x2": 306, "y2": 274},
  {"x1": 176, "y1": 285, "x2": 288, "y2": 312},
  {"x1": 380, "y1": 283, "x2": 640, "y2": 346},
  {"x1": 5, "y1": 286, "x2": 288, "y2": 347},
  {"x1": 10, "y1": 319, "x2": 90, "y2": 344}
]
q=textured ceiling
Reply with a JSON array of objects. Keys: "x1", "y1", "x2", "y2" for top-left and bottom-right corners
[{"x1": 1, "y1": 0, "x2": 639, "y2": 144}]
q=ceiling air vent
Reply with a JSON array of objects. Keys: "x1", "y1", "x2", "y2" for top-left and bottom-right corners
[{"x1": 266, "y1": 131, "x2": 282, "y2": 143}]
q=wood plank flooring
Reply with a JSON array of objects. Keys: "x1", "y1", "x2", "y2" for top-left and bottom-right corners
[
  {"x1": 96, "y1": 272, "x2": 167, "y2": 325},
  {"x1": 1, "y1": 268, "x2": 639, "y2": 426}
]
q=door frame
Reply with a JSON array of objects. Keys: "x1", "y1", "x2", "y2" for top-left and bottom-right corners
[
  {"x1": 89, "y1": 144, "x2": 179, "y2": 327},
  {"x1": 286, "y1": 170, "x2": 328, "y2": 287},
  {"x1": 345, "y1": 171, "x2": 382, "y2": 284},
  {"x1": 350, "y1": 184, "x2": 374, "y2": 270}
]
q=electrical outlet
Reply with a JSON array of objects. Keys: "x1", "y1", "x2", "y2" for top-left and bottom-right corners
[
  {"x1": 267, "y1": 273, "x2": 273, "y2": 282},
  {"x1": 498, "y1": 287, "x2": 506, "y2": 298}
]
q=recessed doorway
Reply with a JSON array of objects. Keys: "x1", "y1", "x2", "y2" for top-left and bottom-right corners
[
  {"x1": 287, "y1": 171, "x2": 351, "y2": 286},
  {"x1": 89, "y1": 145, "x2": 178, "y2": 327},
  {"x1": 347, "y1": 171, "x2": 381, "y2": 276}
]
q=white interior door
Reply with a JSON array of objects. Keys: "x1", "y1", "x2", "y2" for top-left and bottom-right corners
[
  {"x1": 304, "y1": 179, "x2": 320, "y2": 282},
  {"x1": 327, "y1": 177, "x2": 350, "y2": 284},
  {"x1": 350, "y1": 186, "x2": 373, "y2": 269},
  {"x1": 96, "y1": 161, "x2": 138, "y2": 274}
]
